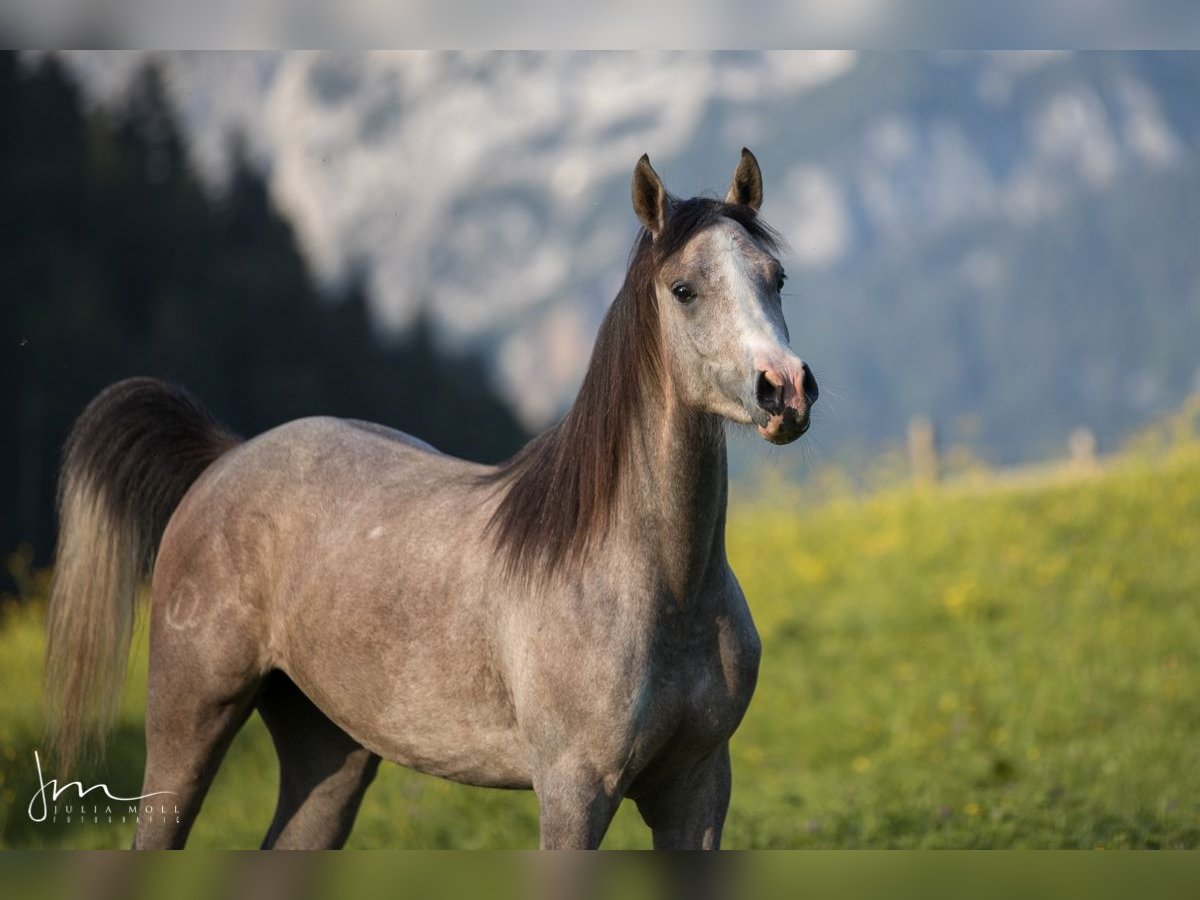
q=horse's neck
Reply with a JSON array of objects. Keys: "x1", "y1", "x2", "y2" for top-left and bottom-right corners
[{"x1": 621, "y1": 395, "x2": 728, "y2": 604}]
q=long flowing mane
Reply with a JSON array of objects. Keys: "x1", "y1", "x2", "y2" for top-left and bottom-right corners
[{"x1": 482, "y1": 197, "x2": 781, "y2": 579}]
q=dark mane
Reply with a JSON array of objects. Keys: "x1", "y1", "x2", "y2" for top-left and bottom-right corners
[{"x1": 482, "y1": 197, "x2": 781, "y2": 578}]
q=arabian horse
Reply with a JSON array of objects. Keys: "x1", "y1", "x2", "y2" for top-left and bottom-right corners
[{"x1": 44, "y1": 149, "x2": 817, "y2": 849}]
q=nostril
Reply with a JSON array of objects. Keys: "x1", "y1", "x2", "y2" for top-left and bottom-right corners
[
  {"x1": 802, "y1": 364, "x2": 819, "y2": 405},
  {"x1": 755, "y1": 371, "x2": 784, "y2": 413}
]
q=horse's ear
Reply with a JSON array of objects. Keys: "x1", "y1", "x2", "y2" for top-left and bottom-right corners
[
  {"x1": 726, "y1": 147, "x2": 763, "y2": 212},
  {"x1": 632, "y1": 154, "x2": 668, "y2": 237}
]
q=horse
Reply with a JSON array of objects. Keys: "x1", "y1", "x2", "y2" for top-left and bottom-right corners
[{"x1": 44, "y1": 148, "x2": 818, "y2": 849}]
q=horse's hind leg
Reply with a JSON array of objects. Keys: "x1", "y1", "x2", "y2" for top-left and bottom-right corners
[
  {"x1": 134, "y1": 599, "x2": 265, "y2": 849},
  {"x1": 257, "y1": 671, "x2": 381, "y2": 849}
]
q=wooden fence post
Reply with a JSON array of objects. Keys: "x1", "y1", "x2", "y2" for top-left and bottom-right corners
[
  {"x1": 1069, "y1": 427, "x2": 1098, "y2": 472},
  {"x1": 908, "y1": 416, "x2": 939, "y2": 487}
]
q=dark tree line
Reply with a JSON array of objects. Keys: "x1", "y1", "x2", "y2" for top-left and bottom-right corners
[{"x1": 1, "y1": 53, "x2": 529, "y2": 578}]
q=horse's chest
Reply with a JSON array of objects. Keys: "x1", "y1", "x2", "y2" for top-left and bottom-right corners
[{"x1": 653, "y1": 604, "x2": 762, "y2": 751}]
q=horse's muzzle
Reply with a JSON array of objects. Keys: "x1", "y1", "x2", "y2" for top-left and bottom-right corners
[
  {"x1": 753, "y1": 362, "x2": 817, "y2": 445},
  {"x1": 756, "y1": 407, "x2": 810, "y2": 444}
]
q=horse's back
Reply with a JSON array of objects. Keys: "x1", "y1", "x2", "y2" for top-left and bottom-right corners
[
  {"x1": 230, "y1": 414, "x2": 476, "y2": 477},
  {"x1": 175, "y1": 415, "x2": 483, "y2": 519},
  {"x1": 158, "y1": 413, "x2": 497, "y2": 618}
]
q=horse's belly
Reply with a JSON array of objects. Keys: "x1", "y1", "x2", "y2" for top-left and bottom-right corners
[
  {"x1": 275, "y1": 580, "x2": 533, "y2": 789},
  {"x1": 368, "y1": 718, "x2": 533, "y2": 789},
  {"x1": 370, "y1": 659, "x2": 532, "y2": 787},
  {"x1": 283, "y1": 646, "x2": 534, "y2": 788}
]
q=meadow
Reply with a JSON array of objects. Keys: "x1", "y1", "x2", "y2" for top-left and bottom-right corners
[{"x1": 2, "y1": 416, "x2": 1198, "y2": 849}]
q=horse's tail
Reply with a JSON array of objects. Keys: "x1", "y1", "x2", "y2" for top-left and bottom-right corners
[{"x1": 45, "y1": 377, "x2": 239, "y2": 768}]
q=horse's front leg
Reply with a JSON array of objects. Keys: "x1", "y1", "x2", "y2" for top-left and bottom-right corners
[
  {"x1": 535, "y1": 761, "x2": 623, "y2": 849},
  {"x1": 633, "y1": 744, "x2": 731, "y2": 850}
]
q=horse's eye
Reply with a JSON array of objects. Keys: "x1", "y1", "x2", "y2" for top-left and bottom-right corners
[
  {"x1": 672, "y1": 283, "x2": 696, "y2": 303},
  {"x1": 776, "y1": 272, "x2": 787, "y2": 293}
]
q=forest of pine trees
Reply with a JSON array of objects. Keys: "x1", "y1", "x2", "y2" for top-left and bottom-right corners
[{"x1": 1, "y1": 52, "x2": 529, "y2": 579}]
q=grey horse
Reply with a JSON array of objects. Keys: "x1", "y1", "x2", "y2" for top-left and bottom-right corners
[{"x1": 44, "y1": 149, "x2": 818, "y2": 849}]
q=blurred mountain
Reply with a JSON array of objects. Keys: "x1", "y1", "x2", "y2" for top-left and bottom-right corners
[{"x1": 55, "y1": 51, "x2": 1200, "y2": 465}]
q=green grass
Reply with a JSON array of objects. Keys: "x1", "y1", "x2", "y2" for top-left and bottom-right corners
[{"x1": 2, "y1": 440, "x2": 1199, "y2": 848}]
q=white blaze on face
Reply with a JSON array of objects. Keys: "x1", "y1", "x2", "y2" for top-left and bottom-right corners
[{"x1": 712, "y1": 224, "x2": 790, "y2": 368}]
